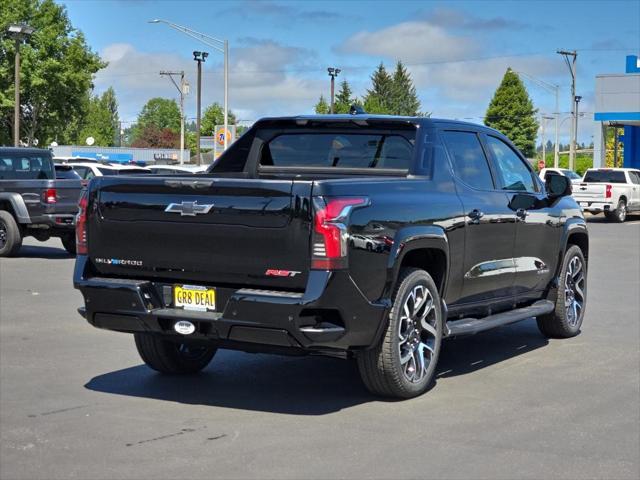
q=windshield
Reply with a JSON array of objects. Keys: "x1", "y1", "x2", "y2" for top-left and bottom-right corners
[
  {"x1": 583, "y1": 170, "x2": 626, "y2": 183},
  {"x1": 561, "y1": 169, "x2": 581, "y2": 180},
  {"x1": 0, "y1": 152, "x2": 54, "y2": 180}
]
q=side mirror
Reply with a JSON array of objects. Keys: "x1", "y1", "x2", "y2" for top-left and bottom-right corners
[{"x1": 546, "y1": 173, "x2": 572, "y2": 198}]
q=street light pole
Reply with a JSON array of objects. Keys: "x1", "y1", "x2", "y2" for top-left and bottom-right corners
[
  {"x1": 557, "y1": 50, "x2": 578, "y2": 170},
  {"x1": 327, "y1": 67, "x2": 340, "y2": 114},
  {"x1": 574, "y1": 95, "x2": 582, "y2": 157},
  {"x1": 149, "y1": 19, "x2": 230, "y2": 150},
  {"x1": 7, "y1": 24, "x2": 35, "y2": 147},
  {"x1": 193, "y1": 51, "x2": 208, "y2": 166}
]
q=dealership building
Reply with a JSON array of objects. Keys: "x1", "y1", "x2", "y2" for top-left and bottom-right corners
[{"x1": 593, "y1": 55, "x2": 640, "y2": 168}]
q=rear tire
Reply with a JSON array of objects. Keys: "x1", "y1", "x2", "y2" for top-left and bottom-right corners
[
  {"x1": 0, "y1": 211, "x2": 23, "y2": 257},
  {"x1": 134, "y1": 333, "x2": 217, "y2": 374},
  {"x1": 537, "y1": 245, "x2": 587, "y2": 338},
  {"x1": 357, "y1": 268, "x2": 443, "y2": 399},
  {"x1": 605, "y1": 199, "x2": 627, "y2": 223},
  {"x1": 61, "y1": 233, "x2": 76, "y2": 255}
]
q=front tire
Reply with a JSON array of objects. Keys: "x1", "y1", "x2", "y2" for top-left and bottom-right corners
[
  {"x1": 0, "y1": 211, "x2": 22, "y2": 257},
  {"x1": 134, "y1": 333, "x2": 217, "y2": 374},
  {"x1": 605, "y1": 199, "x2": 627, "y2": 223},
  {"x1": 537, "y1": 245, "x2": 587, "y2": 338},
  {"x1": 357, "y1": 268, "x2": 443, "y2": 398}
]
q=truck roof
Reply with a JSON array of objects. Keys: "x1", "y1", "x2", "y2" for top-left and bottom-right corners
[
  {"x1": 0, "y1": 147, "x2": 51, "y2": 155},
  {"x1": 253, "y1": 114, "x2": 502, "y2": 135}
]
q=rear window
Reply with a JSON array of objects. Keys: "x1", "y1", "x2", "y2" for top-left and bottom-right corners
[
  {"x1": 97, "y1": 167, "x2": 118, "y2": 176},
  {"x1": 583, "y1": 170, "x2": 627, "y2": 183},
  {"x1": 260, "y1": 133, "x2": 414, "y2": 170},
  {"x1": 54, "y1": 166, "x2": 82, "y2": 180},
  {"x1": 0, "y1": 152, "x2": 54, "y2": 180}
]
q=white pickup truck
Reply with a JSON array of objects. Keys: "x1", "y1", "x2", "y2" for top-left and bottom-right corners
[{"x1": 573, "y1": 168, "x2": 640, "y2": 222}]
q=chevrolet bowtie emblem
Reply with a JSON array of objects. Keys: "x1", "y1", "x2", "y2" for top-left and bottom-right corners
[{"x1": 164, "y1": 201, "x2": 214, "y2": 216}]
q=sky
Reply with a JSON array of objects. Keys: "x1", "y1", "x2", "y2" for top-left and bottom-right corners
[{"x1": 59, "y1": 0, "x2": 640, "y2": 144}]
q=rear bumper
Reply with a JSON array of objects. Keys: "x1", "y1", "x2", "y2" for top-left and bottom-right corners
[
  {"x1": 576, "y1": 201, "x2": 614, "y2": 213},
  {"x1": 28, "y1": 213, "x2": 76, "y2": 230},
  {"x1": 73, "y1": 256, "x2": 389, "y2": 354}
]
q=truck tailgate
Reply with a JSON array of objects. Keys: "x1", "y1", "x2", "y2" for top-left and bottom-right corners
[
  {"x1": 87, "y1": 176, "x2": 313, "y2": 290},
  {"x1": 573, "y1": 183, "x2": 607, "y2": 203}
]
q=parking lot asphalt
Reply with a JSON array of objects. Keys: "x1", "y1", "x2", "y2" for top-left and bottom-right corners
[{"x1": 1, "y1": 216, "x2": 639, "y2": 480}]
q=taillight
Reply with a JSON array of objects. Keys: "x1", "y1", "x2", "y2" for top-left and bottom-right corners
[
  {"x1": 43, "y1": 188, "x2": 57, "y2": 204},
  {"x1": 605, "y1": 184, "x2": 612, "y2": 199},
  {"x1": 76, "y1": 192, "x2": 88, "y2": 255},
  {"x1": 311, "y1": 196, "x2": 369, "y2": 270}
]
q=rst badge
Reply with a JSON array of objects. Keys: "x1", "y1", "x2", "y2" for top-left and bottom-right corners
[{"x1": 265, "y1": 269, "x2": 301, "y2": 277}]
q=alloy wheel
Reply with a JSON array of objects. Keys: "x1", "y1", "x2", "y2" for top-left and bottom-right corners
[
  {"x1": 0, "y1": 221, "x2": 7, "y2": 249},
  {"x1": 398, "y1": 285, "x2": 438, "y2": 383},
  {"x1": 564, "y1": 256, "x2": 585, "y2": 327}
]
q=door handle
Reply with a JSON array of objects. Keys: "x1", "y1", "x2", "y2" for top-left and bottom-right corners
[
  {"x1": 516, "y1": 208, "x2": 528, "y2": 220},
  {"x1": 468, "y1": 209, "x2": 484, "y2": 222}
]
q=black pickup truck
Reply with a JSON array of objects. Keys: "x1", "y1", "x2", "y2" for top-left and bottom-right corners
[
  {"x1": 74, "y1": 115, "x2": 589, "y2": 398},
  {"x1": 0, "y1": 147, "x2": 82, "y2": 256}
]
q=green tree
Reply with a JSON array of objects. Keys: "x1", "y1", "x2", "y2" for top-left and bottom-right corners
[
  {"x1": 484, "y1": 68, "x2": 539, "y2": 157},
  {"x1": 131, "y1": 125, "x2": 179, "y2": 149},
  {"x1": 77, "y1": 87, "x2": 119, "y2": 146},
  {"x1": 200, "y1": 102, "x2": 237, "y2": 136},
  {"x1": 334, "y1": 80, "x2": 354, "y2": 114},
  {"x1": 314, "y1": 94, "x2": 330, "y2": 114},
  {"x1": 390, "y1": 61, "x2": 421, "y2": 116},
  {"x1": 131, "y1": 97, "x2": 180, "y2": 144},
  {"x1": 0, "y1": 0, "x2": 105, "y2": 146},
  {"x1": 362, "y1": 63, "x2": 393, "y2": 114}
]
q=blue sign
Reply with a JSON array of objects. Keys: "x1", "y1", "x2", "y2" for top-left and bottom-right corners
[
  {"x1": 626, "y1": 55, "x2": 640, "y2": 73},
  {"x1": 71, "y1": 151, "x2": 133, "y2": 163}
]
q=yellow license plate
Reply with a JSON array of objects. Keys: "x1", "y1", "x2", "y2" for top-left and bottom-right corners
[{"x1": 174, "y1": 285, "x2": 216, "y2": 311}]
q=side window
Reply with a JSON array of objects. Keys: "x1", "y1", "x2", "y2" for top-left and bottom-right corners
[
  {"x1": 441, "y1": 131, "x2": 494, "y2": 190},
  {"x1": 486, "y1": 135, "x2": 537, "y2": 192},
  {"x1": 629, "y1": 172, "x2": 640, "y2": 185}
]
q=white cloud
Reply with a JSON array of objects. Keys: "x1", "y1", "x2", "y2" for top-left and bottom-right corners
[
  {"x1": 94, "y1": 40, "x2": 325, "y2": 123},
  {"x1": 339, "y1": 20, "x2": 478, "y2": 63}
]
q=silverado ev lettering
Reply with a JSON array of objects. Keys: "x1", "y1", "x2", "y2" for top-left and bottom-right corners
[{"x1": 74, "y1": 115, "x2": 588, "y2": 399}]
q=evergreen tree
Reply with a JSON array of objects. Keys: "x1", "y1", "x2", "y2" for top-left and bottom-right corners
[
  {"x1": 334, "y1": 80, "x2": 354, "y2": 114},
  {"x1": 363, "y1": 63, "x2": 393, "y2": 114},
  {"x1": 390, "y1": 61, "x2": 421, "y2": 116},
  {"x1": 314, "y1": 94, "x2": 330, "y2": 114},
  {"x1": 484, "y1": 68, "x2": 539, "y2": 157}
]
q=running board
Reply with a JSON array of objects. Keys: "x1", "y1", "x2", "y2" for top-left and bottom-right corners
[{"x1": 445, "y1": 300, "x2": 554, "y2": 337}]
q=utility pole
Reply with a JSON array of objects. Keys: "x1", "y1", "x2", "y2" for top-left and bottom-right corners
[
  {"x1": 557, "y1": 49, "x2": 578, "y2": 170},
  {"x1": 193, "y1": 51, "x2": 208, "y2": 166},
  {"x1": 7, "y1": 24, "x2": 34, "y2": 147},
  {"x1": 327, "y1": 67, "x2": 341, "y2": 114},
  {"x1": 160, "y1": 70, "x2": 189, "y2": 164},
  {"x1": 516, "y1": 70, "x2": 561, "y2": 168}
]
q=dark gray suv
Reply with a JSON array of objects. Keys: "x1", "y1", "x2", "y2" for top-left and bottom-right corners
[{"x1": 0, "y1": 147, "x2": 82, "y2": 256}]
